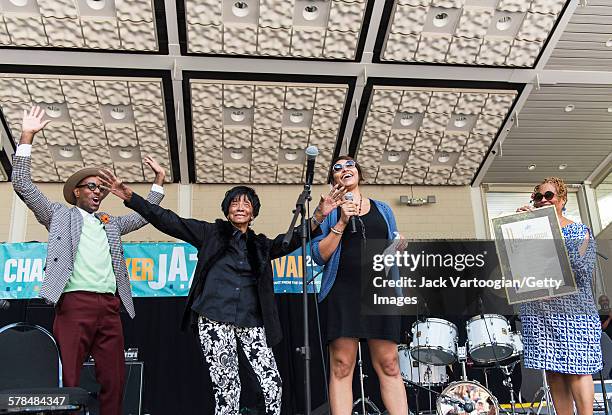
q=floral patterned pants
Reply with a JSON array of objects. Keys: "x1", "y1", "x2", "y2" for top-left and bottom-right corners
[{"x1": 197, "y1": 316, "x2": 282, "y2": 415}]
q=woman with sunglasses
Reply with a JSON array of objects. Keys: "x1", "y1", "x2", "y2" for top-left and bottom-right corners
[
  {"x1": 517, "y1": 177, "x2": 602, "y2": 415},
  {"x1": 312, "y1": 156, "x2": 408, "y2": 414}
]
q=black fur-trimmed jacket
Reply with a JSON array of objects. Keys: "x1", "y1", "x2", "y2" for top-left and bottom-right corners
[{"x1": 126, "y1": 192, "x2": 317, "y2": 346}]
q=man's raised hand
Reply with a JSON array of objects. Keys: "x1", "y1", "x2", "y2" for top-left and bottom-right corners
[{"x1": 20, "y1": 106, "x2": 51, "y2": 144}]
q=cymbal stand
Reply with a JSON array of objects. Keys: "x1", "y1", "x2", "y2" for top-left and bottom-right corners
[
  {"x1": 500, "y1": 361, "x2": 519, "y2": 415},
  {"x1": 353, "y1": 342, "x2": 381, "y2": 415}
]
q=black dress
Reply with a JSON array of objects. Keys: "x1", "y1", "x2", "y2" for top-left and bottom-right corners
[{"x1": 322, "y1": 202, "x2": 402, "y2": 343}]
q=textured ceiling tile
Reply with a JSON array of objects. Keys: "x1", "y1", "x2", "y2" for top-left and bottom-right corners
[
  {"x1": 129, "y1": 82, "x2": 163, "y2": 107},
  {"x1": 506, "y1": 39, "x2": 542, "y2": 67},
  {"x1": 252, "y1": 146, "x2": 279, "y2": 165},
  {"x1": 188, "y1": 24, "x2": 223, "y2": 53},
  {"x1": 328, "y1": 0, "x2": 366, "y2": 32},
  {"x1": 455, "y1": 8, "x2": 492, "y2": 38},
  {"x1": 392, "y1": 4, "x2": 427, "y2": 34},
  {"x1": 400, "y1": 168, "x2": 427, "y2": 184},
  {"x1": 224, "y1": 25, "x2": 257, "y2": 54},
  {"x1": 82, "y1": 19, "x2": 121, "y2": 49},
  {"x1": 192, "y1": 83, "x2": 223, "y2": 108},
  {"x1": 115, "y1": 0, "x2": 155, "y2": 22},
  {"x1": 223, "y1": 84, "x2": 255, "y2": 108},
  {"x1": 106, "y1": 126, "x2": 138, "y2": 147},
  {"x1": 0, "y1": 19, "x2": 10, "y2": 45},
  {"x1": 253, "y1": 108, "x2": 283, "y2": 130},
  {"x1": 193, "y1": 108, "x2": 223, "y2": 130},
  {"x1": 414, "y1": 132, "x2": 442, "y2": 151},
  {"x1": 119, "y1": 20, "x2": 157, "y2": 51},
  {"x1": 311, "y1": 108, "x2": 342, "y2": 131},
  {"x1": 42, "y1": 17, "x2": 84, "y2": 47},
  {"x1": 95, "y1": 81, "x2": 130, "y2": 105},
  {"x1": 497, "y1": 0, "x2": 529, "y2": 13},
  {"x1": 61, "y1": 80, "x2": 98, "y2": 105},
  {"x1": 517, "y1": 12, "x2": 556, "y2": 41},
  {"x1": 315, "y1": 87, "x2": 347, "y2": 110},
  {"x1": 194, "y1": 128, "x2": 223, "y2": 148},
  {"x1": 483, "y1": 93, "x2": 515, "y2": 115},
  {"x1": 56, "y1": 161, "x2": 85, "y2": 181},
  {"x1": 280, "y1": 129, "x2": 309, "y2": 149},
  {"x1": 309, "y1": 130, "x2": 338, "y2": 151},
  {"x1": 186, "y1": 0, "x2": 222, "y2": 25},
  {"x1": 291, "y1": 28, "x2": 325, "y2": 58},
  {"x1": 27, "y1": 78, "x2": 63, "y2": 103},
  {"x1": 254, "y1": 85, "x2": 285, "y2": 109},
  {"x1": 377, "y1": 166, "x2": 404, "y2": 184},
  {"x1": 415, "y1": 34, "x2": 451, "y2": 62},
  {"x1": 257, "y1": 26, "x2": 291, "y2": 56},
  {"x1": 136, "y1": 128, "x2": 166, "y2": 146},
  {"x1": 421, "y1": 113, "x2": 450, "y2": 134},
  {"x1": 399, "y1": 91, "x2": 431, "y2": 113},
  {"x1": 113, "y1": 163, "x2": 144, "y2": 183},
  {"x1": 250, "y1": 163, "x2": 278, "y2": 183},
  {"x1": 224, "y1": 129, "x2": 252, "y2": 148},
  {"x1": 446, "y1": 37, "x2": 481, "y2": 64},
  {"x1": 252, "y1": 128, "x2": 281, "y2": 148},
  {"x1": 456, "y1": 92, "x2": 487, "y2": 114},
  {"x1": 530, "y1": 0, "x2": 565, "y2": 15},
  {"x1": 259, "y1": 0, "x2": 293, "y2": 28},
  {"x1": 476, "y1": 38, "x2": 512, "y2": 65},
  {"x1": 363, "y1": 111, "x2": 394, "y2": 133},
  {"x1": 383, "y1": 32, "x2": 419, "y2": 61},
  {"x1": 76, "y1": 129, "x2": 107, "y2": 147},
  {"x1": 285, "y1": 87, "x2": 316, "y2": 110},
  {"x1": 0, "y1": 78, "x2": 30, "y2": 103},
  {"x1": 277, "y1": 165, "x2": 303, "y2": 184},
  {"x1": 386, "y1": 131, "x2": 416, "y2": 152},
  {"x1": 371, "y1": 89, "x2": 403, "y2": 112},
  {"x1": 4, "y1": 15, "x2": 47, "y2": 46},
  {"x1": 323, "y1": 30, "x2": 359, "y2": 59},
  {"x1": 38, "y1": 0, "x2": 78, "y2": 18},
  {"x1": 427, "y1": 92, "x2": 459, "y2": 114}
]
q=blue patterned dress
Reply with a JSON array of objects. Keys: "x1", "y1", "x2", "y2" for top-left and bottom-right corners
[{"x1": 520, "y1": 223, "x2": 603, "y2": 374}]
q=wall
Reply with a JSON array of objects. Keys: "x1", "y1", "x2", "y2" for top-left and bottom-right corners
[{"x1": 0, "y1": 182, "x2": 478, "y2": 242}]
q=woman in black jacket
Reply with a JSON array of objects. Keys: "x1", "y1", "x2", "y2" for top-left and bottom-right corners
[{"x1": 99, "y1": 169, "x2": 345, "y2": 415}]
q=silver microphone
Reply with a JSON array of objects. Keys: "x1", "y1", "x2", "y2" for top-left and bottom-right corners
[{"x1": 345, "y1": 192, "x2": 357, "y2": 234}]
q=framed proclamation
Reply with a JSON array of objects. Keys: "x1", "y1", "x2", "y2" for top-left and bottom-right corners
[{"x1": 491, "y1": 205, "x2": 577, "y2": 304}]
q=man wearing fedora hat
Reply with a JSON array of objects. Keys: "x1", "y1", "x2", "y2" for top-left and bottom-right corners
[{"x1": 12, "y1": 106, "x2": 165, "y2": 415}]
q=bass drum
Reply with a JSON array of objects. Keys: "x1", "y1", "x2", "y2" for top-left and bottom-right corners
[{"x1": 437, "y1": 381, "x2": 499, "y2": 415}]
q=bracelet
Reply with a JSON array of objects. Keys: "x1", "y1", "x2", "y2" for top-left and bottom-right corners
[
  {"x1": 330, "y1": 226, "x2": 343, "y2": 235},
  {"x1": 311, "y1": 215, "x2": 323, "y2": 226}
]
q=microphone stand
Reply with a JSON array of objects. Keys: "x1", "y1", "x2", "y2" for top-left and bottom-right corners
[{"x1": 282, "y1": 185, "x2": 312, "y2": 415}]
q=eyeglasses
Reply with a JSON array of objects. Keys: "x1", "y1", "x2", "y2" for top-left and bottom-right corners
[
  {"x1": 332, "y1": 159, "x2": 356, "y2": 172},
  {"x1": 76, "y1": 182, "x2": 103, "y2": 192},
  {"x1": 532, "y1": 191, "x2": 555, "y2": 202}
]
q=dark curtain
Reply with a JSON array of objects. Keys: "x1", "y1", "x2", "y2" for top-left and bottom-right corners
[{"x1": 0, "y1": 296, "x2": 520, "y2": 414}]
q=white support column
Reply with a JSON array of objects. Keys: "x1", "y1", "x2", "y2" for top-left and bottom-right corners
[
  {"x1": 581, "y1": 184, "x2": 602, "y2": 235},
  {"x1": 177, "y1": 183, "x2": 192, "y2": 238},
  {"x1": 8, "y1": 192, "x2": 27, "y2": 242},
  {"x1": 470, "y1": 186, "x2": 487, "y2": 239}
]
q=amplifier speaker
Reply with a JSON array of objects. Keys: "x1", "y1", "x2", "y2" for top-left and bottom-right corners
[{"x1": 79, "y1": 361, "x2": 144, "y2": 415}]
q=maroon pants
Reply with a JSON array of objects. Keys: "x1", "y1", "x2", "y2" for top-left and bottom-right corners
[{"x1": 53, "y1": 291, "x2": 125, "y2": 415}]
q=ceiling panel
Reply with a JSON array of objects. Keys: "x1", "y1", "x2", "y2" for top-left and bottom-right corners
[
  {"x1": 189, "y1": 78, "x2": 350, "y2": 184},
  {"x1": 0, "y1": 0, "x2": 160, "y2": 51},
  {"x1": 0, "y1": 74, "x2": 173, "y2": 183},
  {"x1": 546, "y1": 1, "x2": 612, "y2": 70},
  {"x1": 379, "y1": 0, "x2": 567, "y2": 67},
  {"x1": 354, "y1": 84, "x2": 518, "y2": 185},
  {"x1": 184, "y1": 0, "x2": 370, "y2": 59},
  {"x1": 484, "y1": 84, "x2": 612, "y2": 184}
]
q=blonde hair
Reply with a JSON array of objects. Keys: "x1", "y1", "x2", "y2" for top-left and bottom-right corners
[{"x1": 534, "y1": 177, "x2": 567, "y2": 202}]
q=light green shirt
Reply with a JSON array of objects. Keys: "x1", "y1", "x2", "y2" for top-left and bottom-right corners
[{"x1": 64, "y1": 208, "x2": 116, "y2": 294}]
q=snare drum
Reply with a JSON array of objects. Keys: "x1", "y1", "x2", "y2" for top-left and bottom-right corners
[
  {"x1": 398, "y1": 345, "x2": 448, "y2": 386},
  {"x1": 466, "y1": 314, "x2": 514, "y2": 363},
  {"x1": 437, "y1": 381, "x2": 499, "y2": 415},
  {"x1": 410, "y1": 318, "x2": 458, "y2": 365}
]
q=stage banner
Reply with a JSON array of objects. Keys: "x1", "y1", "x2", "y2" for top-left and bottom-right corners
[{"x1": 0, "y1": 242, "x2": 323, "y2": 299}]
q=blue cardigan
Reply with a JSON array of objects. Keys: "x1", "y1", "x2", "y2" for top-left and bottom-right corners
[{"x1": 311, "y1": 199, "x2": 400, "y2": 302}]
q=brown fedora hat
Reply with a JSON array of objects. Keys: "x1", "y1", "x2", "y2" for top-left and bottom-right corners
[{"x1": 63, "y1": 167, "x2": 104, "y2": 205}]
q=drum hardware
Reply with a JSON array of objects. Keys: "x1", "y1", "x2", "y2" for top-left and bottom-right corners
[
  {"x1": 353, "y1": 342, "x2": 382, "y2": 415},
  {"x1": 500, "y1": 362, "x2": 519, "y2": 415}
]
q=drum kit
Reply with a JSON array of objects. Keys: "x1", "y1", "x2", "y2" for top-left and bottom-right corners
[{"x1": 398, "y1": 314, "x2": 524, "y2": 415}]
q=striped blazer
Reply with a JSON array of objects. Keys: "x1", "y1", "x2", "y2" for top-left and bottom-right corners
[{"x1": 11, "y1": 155, "x2": 164, "y2": 318}]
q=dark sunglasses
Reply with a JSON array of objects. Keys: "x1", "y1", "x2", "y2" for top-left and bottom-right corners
[
  {"x1": 532, "y1": 191, "x2": 555, "y2": 202},
  {"x1": 76, "y1": 182, "x2": 104, "y2": 192},
  {"x1": 332, "y1": 159, "x2": 356, "y2": 172}
]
